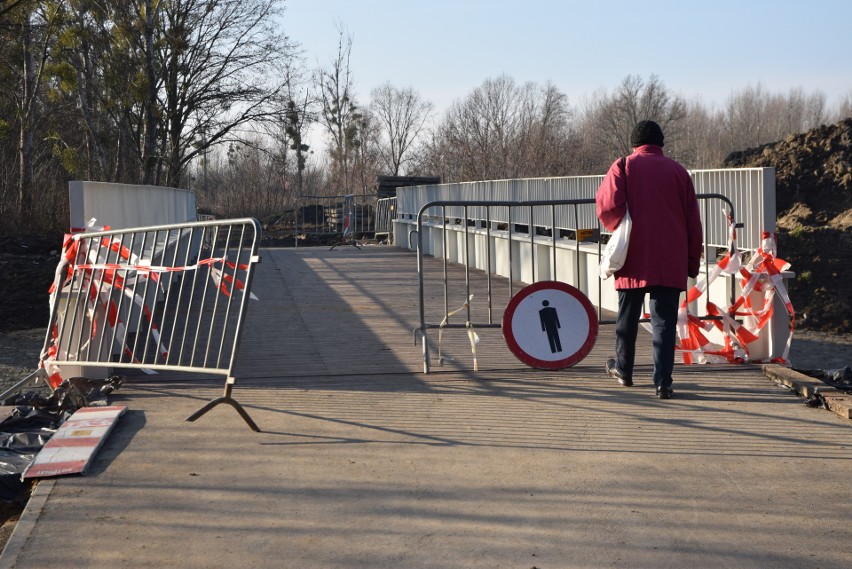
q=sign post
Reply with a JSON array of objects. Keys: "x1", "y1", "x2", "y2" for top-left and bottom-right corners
[{"x1": 502, "y1": 281, "x2": 598, "y2": 369}]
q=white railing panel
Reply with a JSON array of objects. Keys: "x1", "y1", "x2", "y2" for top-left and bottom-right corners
[
  {"x1": 69, "y1": 181, "x2": 196, "y2": 231},
  {"x1": 396, "y1": 168, "x2": 773, "y2": 251}
]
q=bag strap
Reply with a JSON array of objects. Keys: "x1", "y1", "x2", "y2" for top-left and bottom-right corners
[{"x1": 620, "y1": 156, "x2": 627, "y2": 193}]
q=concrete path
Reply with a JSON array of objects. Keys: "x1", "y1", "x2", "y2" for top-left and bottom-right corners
[{"x1": 1, "y1": 247, "x2": 849, "y2": 569}]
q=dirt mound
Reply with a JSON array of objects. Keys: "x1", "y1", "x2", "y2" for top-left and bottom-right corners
[{"x1": 724, "y1": 118, "x2": 852, "y2": 332}]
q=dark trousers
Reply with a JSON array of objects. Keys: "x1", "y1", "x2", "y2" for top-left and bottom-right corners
[{"x1": 615, "y1": 286, "x2": 681, "y2": 389}]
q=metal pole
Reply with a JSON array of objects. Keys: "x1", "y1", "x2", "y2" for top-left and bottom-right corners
[
  {"x1": 529, "y1": 204, "x2": 535, "y2": 283},
  {"x1": 486, "y1": 205, "x2": 493, "y2": 324},
  {"x1": 416, "y1": 207, "x2": 430, "y2": 373},
  {"x1": 551, "y1": 204, "x2": 557, "y2": 281}
]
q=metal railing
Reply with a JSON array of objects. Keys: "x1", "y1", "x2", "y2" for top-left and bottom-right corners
[
  {"x1": 35, "y1": 218, "x2": 262, "y2": 430},
  {"x1": 296, "y1": 194, "x2": 377, "y2": 243},
  {"x1": 374, "y1": 197, "x2": 396, "y2": 242},
  {"x1": 413, "y1": 195, "x2": 738, "y2": 373}
]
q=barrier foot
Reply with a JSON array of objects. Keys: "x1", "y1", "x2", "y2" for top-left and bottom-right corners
[
  {"x1": 329, "y1": 239, "x2": 361, "y2": 251},
  {"x1": 186, "y1": 382, "x2": 260, "y2": 432}
]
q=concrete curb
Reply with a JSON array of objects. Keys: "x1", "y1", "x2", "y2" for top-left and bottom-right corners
[
  {"x1": 763, "y1": 364, "x2": 852, "y2": 420},
  {"x1": 0, "y1": 480, "x2": 55, "y2": 569}
]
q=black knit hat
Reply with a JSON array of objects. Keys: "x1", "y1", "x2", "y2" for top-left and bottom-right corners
[{"x1": 630, "y1": 120, "x2": 664, "y2": 147}]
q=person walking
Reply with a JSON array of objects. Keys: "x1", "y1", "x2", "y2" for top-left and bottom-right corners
[{"x1": 596, "y1": 120, "x2": 703, "y2": 399}]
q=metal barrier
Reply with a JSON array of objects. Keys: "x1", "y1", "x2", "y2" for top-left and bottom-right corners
[
  {"x1": 296, "y1": 194, "x2": 377, "y2": 244},
  {"x1": 34, "y1": 218, "x2": 262, "y2": 430},
  {"x1": 413, "y1": 195, "x2": 738, "y2": 373},
  {"x1": 374, "y1": 197, "x2": 396, "y2": 242}
]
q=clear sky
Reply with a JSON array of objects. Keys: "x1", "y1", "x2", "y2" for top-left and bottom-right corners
[{"x1": 281, "y1": 0, "x2": 851, "y2": 117}]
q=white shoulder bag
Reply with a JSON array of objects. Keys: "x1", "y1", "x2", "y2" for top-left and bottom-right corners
[{"x1": 599, "y1": 157, "x2": 631, "y2": 280}]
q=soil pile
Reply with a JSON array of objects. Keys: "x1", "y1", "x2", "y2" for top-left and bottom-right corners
[{"x1": 723, "y1": 118, "x2": 852, "y2": 333}]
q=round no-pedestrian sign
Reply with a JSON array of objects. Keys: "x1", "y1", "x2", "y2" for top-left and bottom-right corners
[{"x1": 502, "y1": 281, "x2": 598, "y2": 370}]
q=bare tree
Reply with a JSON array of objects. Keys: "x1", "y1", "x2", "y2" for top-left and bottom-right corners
[
  {"x1": 54, "y1": 0, "x2": 294, "y2": 189},
  {"x1": 723, "y1": 83, "x2": 769, "y2": 150},
  {"x1": 317, "y1": 24, "x2": 360, "y2": 193},
  {"x1": 420, "y1": 75, "x2": 578, "y2": 182},
  {"x1": 158, "y1": 0, "x2": 294, "y2": 188},
  {"x1": 837, "y1": 90, "x2": 852, "y2": 121},
  {"x1": 350, "y1": 107, "x2": 382, "y2": 192},
  {"x1": 678, "y1": 99, "x2": 729, "y2": 168},
  {"x1": 435, "y1": 75, "x2": 524, "y2": 181},
  {"x1": 802, "y1": 90, "x2": 827, "y2": 129},
  {"x1": 515, "y1": 81, "x2": 576, "y2": 175},
  {"x1": 281, "y1": 56, "x2": 315, "y2": 196},
  {"x1": 11, "y1": 2, "x2": 62, "y2": 219},
  {"x1": 590, "y1": 74, "x2": 687, "y2": 159},
  {"x1": 369, "y1": 82, "x2": 433, "y2": 176}
]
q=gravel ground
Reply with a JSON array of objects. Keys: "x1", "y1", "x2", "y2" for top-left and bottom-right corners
[
  {"x1": 0, "y1": 328, "x2": 46, "y2": 395},
  {"x1": 787, "y1": 329, "x2": 852, "y2": 372}
]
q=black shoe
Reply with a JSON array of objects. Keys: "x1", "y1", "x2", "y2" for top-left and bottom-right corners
[
  {"x1": 606, "y1": 359, "x2": 633, "y2": 387},
  {"x1": 656, "y1": 386, "x2": 674, "y2": 399}
]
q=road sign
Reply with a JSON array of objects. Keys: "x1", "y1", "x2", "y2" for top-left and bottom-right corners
[
  {"x1": 24, "y1": 406, "x2": 127, "y2": 478},
  {"x1": 502, "y1": 281, "x2": 598, "y2": 369},
  {"x1": 576, "y1": 228, "x2": 599, "y2": 243}
]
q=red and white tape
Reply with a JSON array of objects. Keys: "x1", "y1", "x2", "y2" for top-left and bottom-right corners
[{"x1": 671, "y1": 217, "x2": 795, "y2": 366}]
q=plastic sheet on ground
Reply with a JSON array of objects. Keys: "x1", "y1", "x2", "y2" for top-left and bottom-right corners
[
  {"x1": 796, "y1": 366, "x2": 852, "y2": 392},
  {"x1": 0, "y1": 376, "x2": 123, "y2": 501}
]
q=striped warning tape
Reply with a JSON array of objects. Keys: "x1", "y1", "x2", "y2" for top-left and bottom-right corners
[{"x1": 670, "y1": 215, "x2": 795, "y2": 365}]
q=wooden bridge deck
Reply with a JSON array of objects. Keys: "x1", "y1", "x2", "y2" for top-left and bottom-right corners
[{"x1": 234, "y1": 245, "x2": 729, "y2": 385}]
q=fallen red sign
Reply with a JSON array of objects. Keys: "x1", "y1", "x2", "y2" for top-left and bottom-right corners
[{"x1": 24, "y1": 406, "x2": 126, "y2": 478}]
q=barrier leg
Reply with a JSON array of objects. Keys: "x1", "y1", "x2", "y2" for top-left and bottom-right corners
[
  {"x1": 186, "y1": 378, "x2": 260, "y2": 432},
  {"x1": 422, "y1": 330, "x2": 431, "y2": 374}
]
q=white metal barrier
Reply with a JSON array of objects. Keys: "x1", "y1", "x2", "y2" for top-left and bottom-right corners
[
  {"x1": 30, "y1": 218, "x2": 262, "y2": 430},
  {"x1": 375, "y1": 197, "x2": 396, "y2": 242}
]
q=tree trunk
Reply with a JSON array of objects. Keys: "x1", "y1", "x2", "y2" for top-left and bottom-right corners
[
  {"x1": 17, "y1": 17, "x2": 34, "y2": 219},
  {"x1": 141, "y1": 0, "x2": 159, "y2": 185},
  {"x1": 75, "y1": 20, "x2": 106, "y2": 180}
]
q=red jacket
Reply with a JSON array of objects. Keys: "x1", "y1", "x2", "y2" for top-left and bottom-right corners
[{"x1": 596, "y1": 145, "x2": 703, "y2": 291}]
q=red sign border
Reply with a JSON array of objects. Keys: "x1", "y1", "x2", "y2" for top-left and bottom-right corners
[{"x1": 502, "y1": 280, "x2": 598, "y2": 370}]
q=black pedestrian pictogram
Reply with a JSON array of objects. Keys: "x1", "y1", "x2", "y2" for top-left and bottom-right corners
[{"x1": 539, "y1": 300, "x2": 562, "y2": 353}]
